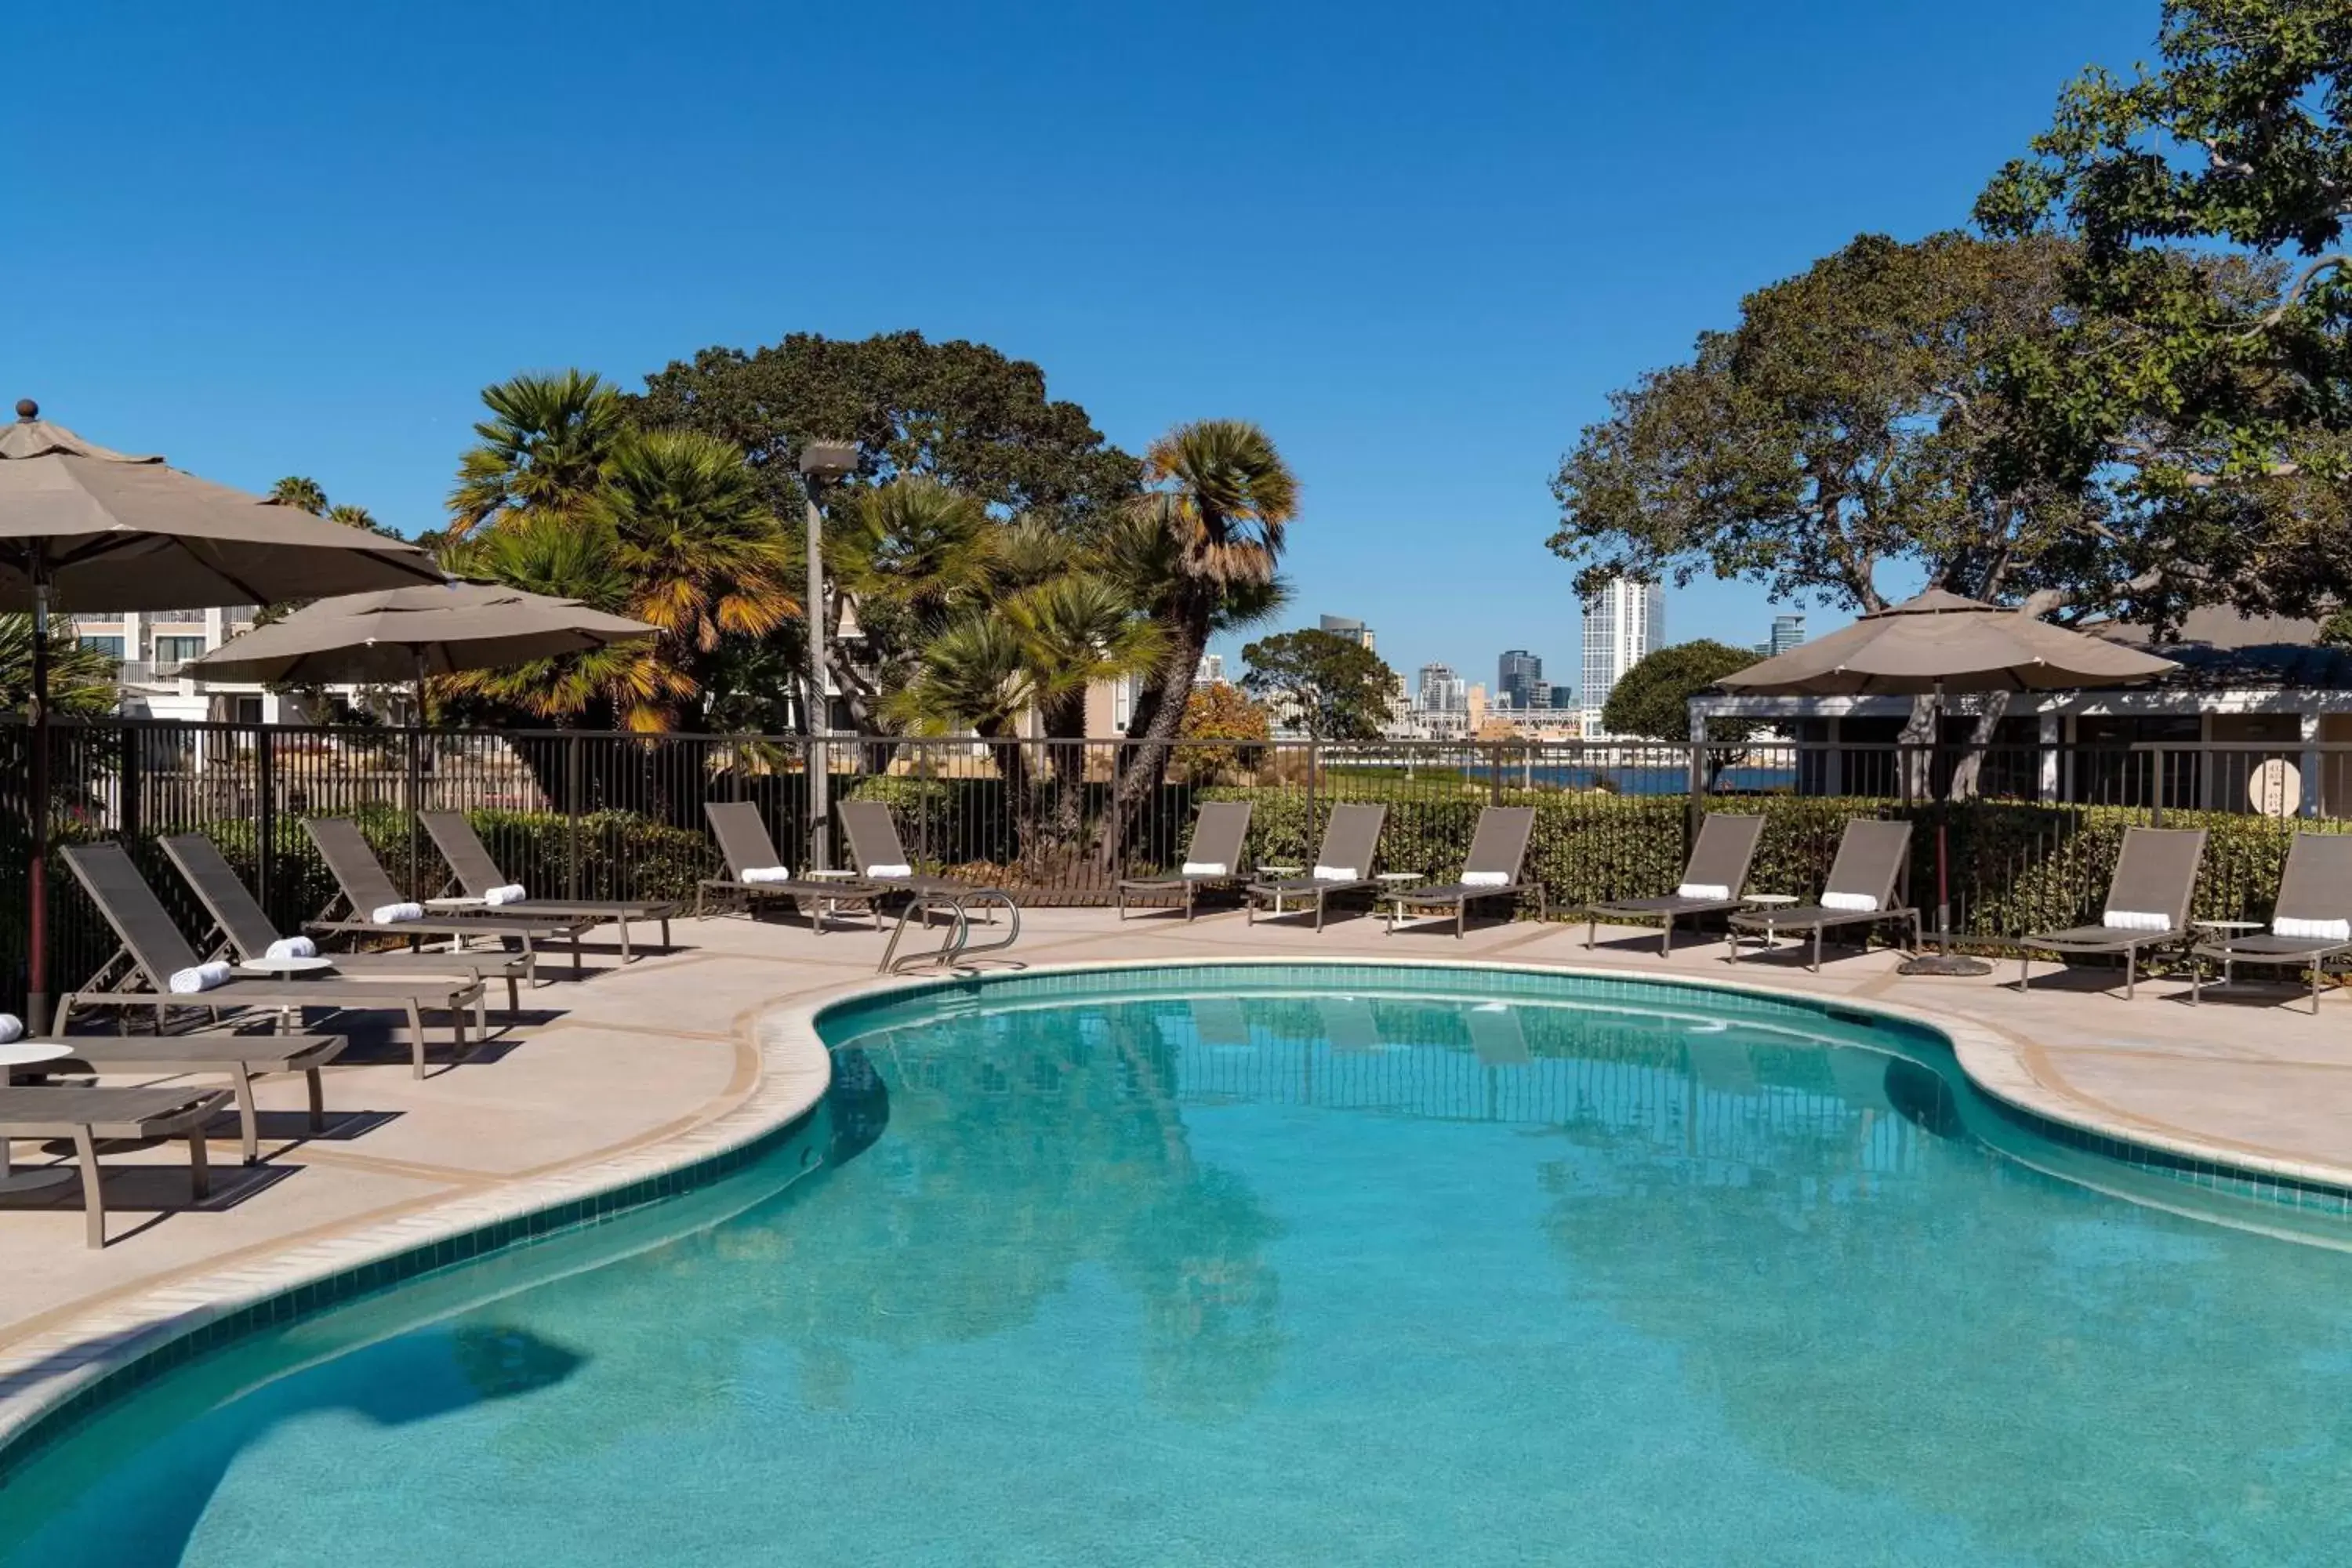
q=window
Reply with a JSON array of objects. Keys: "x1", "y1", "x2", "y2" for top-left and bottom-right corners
[
  {"x1": 154, "y1": 636, "x2": 207, "y2": 664},
  {"x1": 232, "y1": 696, "x2": 264, "y2": 724},
  {"x1": 78, "y1": 635, "x2": 124, "y2": 659}
]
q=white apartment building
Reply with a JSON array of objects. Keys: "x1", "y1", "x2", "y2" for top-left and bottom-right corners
[
  {"x1": 1579, "y1": 576, "x2": 1666, "y2": 738},
  {"x1": 71, "y1": 606, "x2": 302, "y2": 723}
]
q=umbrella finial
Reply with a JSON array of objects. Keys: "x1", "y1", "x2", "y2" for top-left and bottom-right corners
[{"x1": 13, "y1": 400, "x2": 35, "y2": 422}]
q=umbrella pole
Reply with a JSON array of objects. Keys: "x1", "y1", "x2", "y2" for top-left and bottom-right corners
[
  {"x1": 408, "y1": 652, "x2": 425, "y2": 902},
  {"x1": 24, "y1": 560, "x2": 50, "y2": 1034},
  {"x1": 1902, "y1": 678, "x2": 1990, "y2": 978}
]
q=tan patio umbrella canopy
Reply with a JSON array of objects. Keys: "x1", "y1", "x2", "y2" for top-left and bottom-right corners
[
  {"x1": 1, "y1": 399, "x2": 446, "y2": 1032},
  {"x1": 0, "y1": 402, "x2": 441, "y2": 609},
  {"x1": 1716, "y1": 589, "x2": 2178, "y2": 696},
  {"x1": 191, "y1": 581, "x2": 659, "y2": 686}
]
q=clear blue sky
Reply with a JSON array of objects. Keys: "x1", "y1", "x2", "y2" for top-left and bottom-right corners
[{"x1": 8, "y1": 0, "x2": 2147, "y2": 692}]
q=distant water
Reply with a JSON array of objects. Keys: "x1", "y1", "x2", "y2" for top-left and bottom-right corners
[{"x1": 1504, "y1": 764, "x2": 1797, "y2": 794}]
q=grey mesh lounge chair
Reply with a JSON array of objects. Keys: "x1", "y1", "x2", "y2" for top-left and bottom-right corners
[
  {"x1": 2016, "y1": 826, "x2": 2208, "y2": 1000},
  {"x1": 1386, "y1": 806, "x2": 1544, "y2": 937},
  {"x1": 838, "y1": 800, "x2": 979, "y2": 902},
  {"x1": 303, "y1": 817, "x2": 592, "y2": 982},
  {"x1": 0, "y1": 1085, "x2": 229, "y2": 1248},
  {"x1": 697, "y1": 801, "x2": 883, "y2": 930},
  {"x1": 58, "y1": 840, "x2": 472, "y2": 1083},
  {"x1": 2190, "y1": 833, "x2": 2352, "y2": 1014},
  {"x1": 160, "y1": 832, "x2": 517, "y2": 1022},
  {"x1": 1584, "y1": 812, "x2": 1767, "y2": 957},
  {"x1": 1726, "y1": 818, "x2": 1921, "y2": 972},
  {"x1": 1244, "y1": 804, "x2": 1388, "y2": 932},
  {"x1": 421, "y1": 810, "x2": 681, "y2": 960},
  {"x1": 1115, "y1": 802, "x2": 1254, "y2": 922}
]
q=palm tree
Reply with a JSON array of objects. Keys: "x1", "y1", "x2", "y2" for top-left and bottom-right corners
[
  {"x1": 596, "y1": 430, "x2": 798, "y2": 666},
  {"x1": 325, "y1": 502, "x2": 402, "y2": 539},
  {"x1": 268, "y1": 476, "x2": 328, "y2": 514},
  {"x1": 445, "y1": 430, "x2": 792, "y2": 732},
  {"x1": 823, "y1": 477, "x2": 1000, "y2": 731},
  {"x1": 886, "y1": 612, "x2": 1037, "y2": 806},
  {"x1": 0, "y1": 616, "x2": 122, "y2": 717},
  {"x1": 436, "y1": 513, "x2": 686, "y2": 728},
  {"x1": 1104, "y1": 419, "x2": 1298, "y2": 860},
  {"x1": 447, "y1": 370, "x2": 626, "y2": 536},
  {"x1": 1008, "y1": 572, "x2": 1165, "y2": 848}
]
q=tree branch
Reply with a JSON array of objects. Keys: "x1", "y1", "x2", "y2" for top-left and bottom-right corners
[{"x1": 2234, "y1": 253, "x2": 2352, "y2": 339}]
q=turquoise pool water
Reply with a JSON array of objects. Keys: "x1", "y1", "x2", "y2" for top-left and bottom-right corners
[{"x1": 5, "y1": 964, "x2": 2352, "y2": 1566}]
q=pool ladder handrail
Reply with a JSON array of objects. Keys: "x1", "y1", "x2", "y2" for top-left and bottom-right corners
[{"x1": 877, "y1": 888, "x2": 1022, "y2": 975}]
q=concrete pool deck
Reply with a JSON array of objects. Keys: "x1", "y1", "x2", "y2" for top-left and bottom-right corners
[{"x1": 3, "y1": 900, "x2": 2350, "y2": 1443}]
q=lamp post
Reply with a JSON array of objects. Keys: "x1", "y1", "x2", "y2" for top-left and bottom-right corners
[{"x1": 797, "y1": 441, "x2": 858, "y2": 869}]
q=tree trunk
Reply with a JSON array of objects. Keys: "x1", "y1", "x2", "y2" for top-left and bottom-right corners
[
  {"x1": 1041, "y1": 691, "x2": 1089, "y2": 856},
  {"x1": 1898, "y1": 694, "x2": 1938, "y2": 804},
  {"x1": 978, "y1": 720, "x2": 1033, "y2": 863},
  {"x1": 1101, "y1": 610, "x2": 1210, "y2": 869},
  {"x1": 1947, "y1": 691, "x2": 2009, "y2": 800}
]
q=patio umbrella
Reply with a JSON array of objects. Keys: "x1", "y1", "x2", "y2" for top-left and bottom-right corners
[
  {"x1": 1716, "y1": 590, "x2": 2178, "y2": 974},
  {"x1": 188, "y1": 580, "x2": 658, "y2": 693},
  {"x1": 191, "y1": 580, "x2": 659, "y2": 895},
  {"x1": 0, "y1": 400, "x2": 445, "y2": 1029}
]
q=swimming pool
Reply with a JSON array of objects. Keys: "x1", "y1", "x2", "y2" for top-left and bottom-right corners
[{"x1": 4, "y1": 962, "x2": 2350, "y2": 1566}]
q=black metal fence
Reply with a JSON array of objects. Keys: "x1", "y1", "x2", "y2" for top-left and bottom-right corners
[{"x1": 1, "y1": 717, "x2": 2346, "y2": 1014}]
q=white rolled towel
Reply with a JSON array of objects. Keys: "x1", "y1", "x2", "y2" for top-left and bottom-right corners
[
  {"x1": 483, "y1": 884, "x2": 528, "y2": 906},
  {"x1": 1312, "y1": 865, "x2": 1359, "y2": 882},
  {"x1": 371, "y1": 902, "x2": 425, "y2": 924},
  {"x1": 2101, "y1": 909, "x2": 2169, "y2": 931},
  {"x1": 169, "y1": 961, "x2": 233, "y2": 994},
  {"x1": 2277, "y1": 915, "x2": 2352, "y2": 940},
  {"x1": 0, "y1": 1014, "x2": 22, "y2": 1044},
  {"x1": 1821, "y1": 891, "x2": 1879, "y2": 913},
  {"x1": 1677, "y1": 882, "x2": 1730, "y2": 901},
  {"x1": 739, "y1": 866, "x2": 795, "y2": 884},
  {"x1": 1461, "y1": 871, "x2": 1509, "y2": 887},
  {"x1": 866, "y1": 863, "x2": 913, "y2": 879},
  {"x1": 265, "y1": 935, "x2": 317, "y2": 960},
  {"x1": 1181, "y1": 861, "x2": 1229, "y2": 877}
]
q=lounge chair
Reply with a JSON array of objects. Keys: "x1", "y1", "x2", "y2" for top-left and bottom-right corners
[
  {"x1": 59, "y1": 840, "x2": 481, "y2": 1082},
  {"x1": 161, "y1": 832, "x2": 519, "y2": 1021},
  {"x1": 1243, "y1": 803, "x2": 1388, "y2": 931},
  {"x1": 2190, "y1": 831, "x2": 2352, "y2": 1013},
  {"x1": 696, "y1": 802, "x2": 884, "y2": 930},
  {"x1": 1726, "y1": 818, "x2": 1921, "y2": 972},
  {"x1": 303, "y1": 817, "x2": 593, "y2": 983},
  {"x1": 1583, "y1": 812, "x2": 1768, "y2": 957},
  {"x1": 0, "y1": 1085, "x2": 229, "y2": 1248},
  {"x1": 1115, "y1": 802, "x2": 1254, "y2": 922},
  {"x1": 839, "y1": 800, "x2": 984, "y2": 904},
  {"x1": 1385, "y1": 805, "x2": 1544, "y2": 937},
  {"x1": 2015, "y1": 826, "x2": 2207, "y2": 1000},
  {"x1": 420, "y1": 810, "x2": 681, "y2": 961}
]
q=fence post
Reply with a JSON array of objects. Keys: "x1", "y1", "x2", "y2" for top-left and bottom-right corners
[
  {"x1": 255, "y1": 728, "x2": 274, "y2": 915},
  {"x1": 1490, "y1": 743, "x2": 1504, "y2": 806},
  {"x1": 1306, "y1": 735, "x2": 1319, "y2": 856},
  {"x1": 2150, "y1": 746, "x2": 2165, "y2": 826},
  {"x1": 565, "y1": 732, "x2": 583, "y2": 901},
  {"x1": 118, "y1": 724, "x2": 140, "y2": 845},
  {"x1": 1686, "y1": 737, "x2": 1705, "y2": 848}
]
